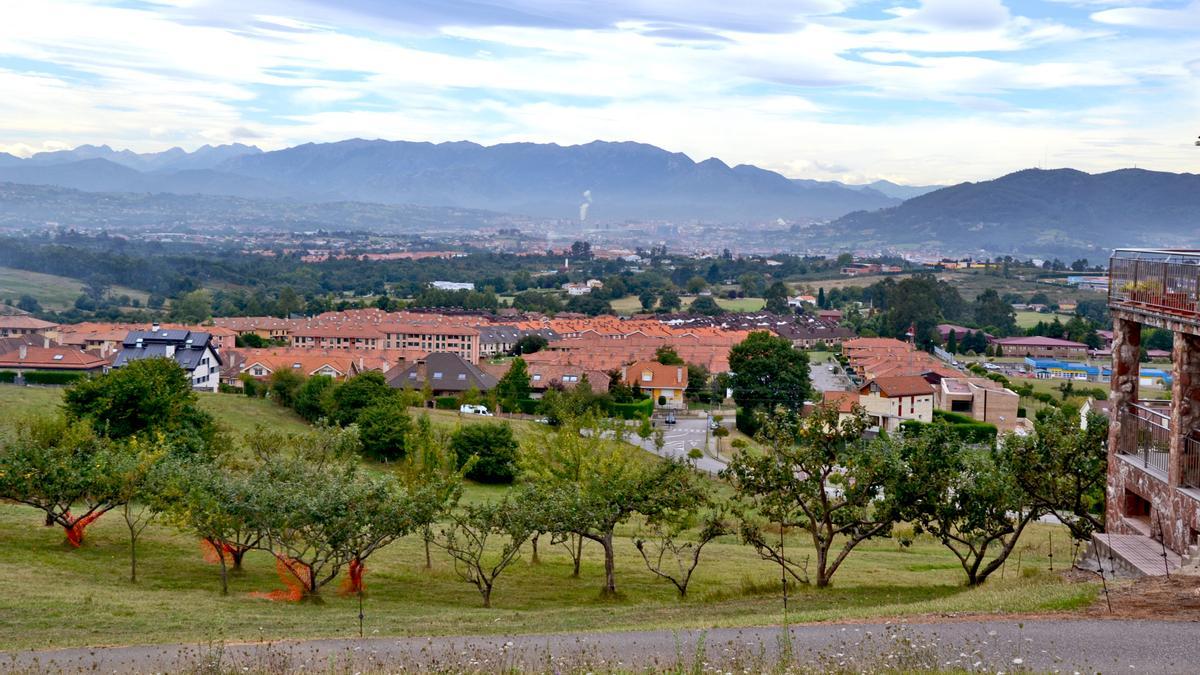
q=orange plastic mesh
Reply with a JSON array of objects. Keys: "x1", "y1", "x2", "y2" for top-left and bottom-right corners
[
  {"x1": 250, "y1": 556, "x2": 311, "y2": 601},
  {"x1": 63, "y1": 511, "x2": 103, "y2": 547},
  {"x1": 339, "y1": 558, "x2": 365, "y2": 596}
]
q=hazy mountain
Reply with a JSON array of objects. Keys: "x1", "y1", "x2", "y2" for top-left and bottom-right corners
[
  {"x1": 824, "y1": 168, "x2": 1200, "y2": 254},
  {"x1": 0, "y1": 158, "x2": 290, "y2": 199},
  {"x1": 851, "y1": 180, "x2": 944, "y2": 200},
  {"x1": 25, "y1": 143, "x2": 262, "y2": 171},
  {"x1": 214, "y1": 139, "x2": 900, "y2": 220},
  {"x1": 0, "y1": 182, "x2": 510, "y2": 232}
]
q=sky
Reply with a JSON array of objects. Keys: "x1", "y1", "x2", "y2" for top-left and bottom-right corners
[{"x1": 0, "y1": 0, "x2": 1197, "y2": 184}]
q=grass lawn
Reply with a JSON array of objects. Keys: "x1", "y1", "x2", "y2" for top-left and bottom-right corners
[
  {"x1": 0, "y1": 266, "x2": 149, "y2": 311},
  {"x1": 1015, "y1": 310, "x2": 1048, "y2": 329},
  {"x1": 0, "y1": 502, "x2": 1093, "y2": 651},
  {"x1": 608, "y1": 295, "x2": 766, "y2": 316},
  {"x1": 0, "y1": 386, "x2": 311, "y2": 440},
  {"x1": 0, "y1": 383, "x2": 1099, "y2": 651}
]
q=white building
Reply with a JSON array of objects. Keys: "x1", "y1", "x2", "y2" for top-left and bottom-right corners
[
  {"x1": 112, "y1": 327, "x2": 223, "y2": 392},
  {"x1": 431, "y1": 281, "x2": 476, "y2": 292}
]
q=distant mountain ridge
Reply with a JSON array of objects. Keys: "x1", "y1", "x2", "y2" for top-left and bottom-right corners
[
  {"x1": 823, "y1": 167, "x2": 1200, "y2": 254},
  {"x1": 0, "y1": 139, "x2": 899, "y2": 221}
]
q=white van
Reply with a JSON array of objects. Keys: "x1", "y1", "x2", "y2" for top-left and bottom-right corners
[{"x1": 459, "y1": 404, "x2": 493, "y2": 416}]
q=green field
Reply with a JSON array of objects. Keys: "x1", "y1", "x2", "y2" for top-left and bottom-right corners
[
  {"x1": 0, "y1": 266, "x2": 149, "y2": 311},
  {"x1": 0, "y1": 384, "x2": 1097, "y2": 651},
  {"x1": 608, "y1": 295, "x2": 765, "y2": 316}
]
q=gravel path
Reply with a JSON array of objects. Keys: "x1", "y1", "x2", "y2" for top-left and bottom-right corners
[{"x1": 5, "y1": 618, "x2": 1199, "y2": 673}]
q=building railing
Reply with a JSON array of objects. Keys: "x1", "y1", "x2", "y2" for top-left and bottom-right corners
[
  {"x1": 1123, "y1": 402, "x2": 1172, "y2": 475},
  {"x1": 1184, "y1": 436, "x2": 1200, "y2": 490},
  {"x1": 1110, "y1": 248, "x2": 1200, "y2": 319}
]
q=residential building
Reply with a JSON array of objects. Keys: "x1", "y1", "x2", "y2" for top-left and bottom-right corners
[
  {"x1": 993, "y1": 336, "x2": 1089, "y2": 359},
  {"x1": 476, "y1": 325, "x2": 558, "y2": 358},
  {"x1": 0, "y1": 342, "x2": 109, "y2": 376},
  {"x1": 857, "y1": 376, "x2": 935, "y2": 431},
  {"x1": 386, "y1": 352, "x2": 497, "y2": 396},
  {"x1": 522, "y1": 363, "x2": 610, "y2": 397},
  {"x1": 0, "y1": 315, "x2": 57, "y2": 338},
  {"x1": 935, "y1": 377, "x2": 1020, "y2": 432},
  {"x1": 1104, "y1": 248, "x2": 1200, "y2": 562},
  {"x1": 621, "y1": 361, "x2": 687, "y2": 409},
  {"x1": 112, "y1": 328, "x2": 223, "y2": 392}
]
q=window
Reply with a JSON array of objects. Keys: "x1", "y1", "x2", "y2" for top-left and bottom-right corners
[
  {"x1": 433, "y1": 371, "x2": 443, "y2": 380},
  {"x1": 53, "y1": 354, "x2": 64, "y2": 361},
  {"x1": 532, "y1": 374, "x2": 542, "y2": 381},
  {"x1": 457, "y1": 373, "x2": 467, "y2": 380},
  {"x1": 642, "y1": 371, "x2": 653, "y2": 382}
]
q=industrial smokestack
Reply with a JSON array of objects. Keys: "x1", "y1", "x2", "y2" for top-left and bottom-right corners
[{"x1": 579, "y1": 189, "x2": 592, "y2": 221}]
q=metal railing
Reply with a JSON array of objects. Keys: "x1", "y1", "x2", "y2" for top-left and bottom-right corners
[
  {"x1": 1184, "y1": 436, "x2": 1200, "y2": 490},
  {"x1": 1110, "y1": 249, "x2": 1200, "y2": 319},
  {"x1": 1123, "y1": 402, "x2": 1172, "y2": 475}
]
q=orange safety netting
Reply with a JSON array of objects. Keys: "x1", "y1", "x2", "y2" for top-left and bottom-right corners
[
  {"x1": 200, "y1": 538, "x2": 250, "y2": 566},
  {"x1": 250, "y1": 556, "x2": 312, "y2": 601},
  {"x1": 63, "y1": 511, "x2": 103, "y2": 547},
  {"x1": 339, "y1": 558, "x2": 365, "y2": 596}
]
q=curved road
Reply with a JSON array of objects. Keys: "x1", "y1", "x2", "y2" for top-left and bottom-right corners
[{"x1": 5, "y1": 619, "x2": 1199, "y2": 673}]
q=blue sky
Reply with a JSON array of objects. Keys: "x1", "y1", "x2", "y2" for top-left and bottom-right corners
[{"x1": 0, "y1": 0, "x2": 1197, "y2": 184}]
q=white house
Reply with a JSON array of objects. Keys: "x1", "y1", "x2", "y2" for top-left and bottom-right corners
[
  {"x1": 112, "y1": 327, "x2": 222, "y2": 392},
  {"x1": 857, "y1": 376, "x2": 935, "y2": 431}
]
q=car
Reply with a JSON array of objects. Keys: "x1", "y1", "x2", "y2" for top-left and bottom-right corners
[
  {"x1": 533, "y1": 417, "x2": 551, "y2": 424},
  {"x1": 665, "y1": 413, "x2": 677, "y2": 425},
  {"x1": 709, "y1": 419, "x2": 721, "y2": 430},
  {"x1": 459, "y1": 404, "x2": 493, "y2": 416},
  {"x1": 827, "y1": 365, "x2": 835, "y2": 372}
]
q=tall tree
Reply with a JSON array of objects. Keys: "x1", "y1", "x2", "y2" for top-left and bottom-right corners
[
  {"x1": 495, "y1": 357, "x2": 532, "y2": 412},
  {"x1": 728, "y1": 331, "x2": 811, "y2": 415}
]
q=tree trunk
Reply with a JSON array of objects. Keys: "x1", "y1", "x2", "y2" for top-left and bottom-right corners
[
  {"x1": 425, "y1": 534, "x2": 432, "y2": 569},
  {"x1": 815, "y1": 542, "x2": 830, "y2": 588},
  {"x1": 573, "y1": 535, "x2": 583, "y2": 578},
  {"x1": 482, "y1": 583, "x2": 492, "y2": 608},
  {"x1": 129, "y1": 533, "x2": 137, "y2": 583},
  {"x1": 231, "y1": 547, "x2": 246, "y2": 571},
  {"x1": 601, "y1": 532, "x2": 616, "y2": 596},
  {"x1": 219, "y1": 554, "x2": 228, "y2": 596},
  {"x1": 530, "y1": 533, "x2": 540, "y2": 565}
]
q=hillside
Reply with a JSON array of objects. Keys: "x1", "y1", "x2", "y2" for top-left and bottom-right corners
[
  {"x1": 0, "y1": 140, "x2": 899, "y2": 222},
  {"x1": 823, "y1": 168, "x2": 1200, "y2": 255}
]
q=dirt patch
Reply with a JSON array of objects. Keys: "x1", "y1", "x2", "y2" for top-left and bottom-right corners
[{"x1": 1083, "y1": 573, "x2": 1200, "y2": 620}]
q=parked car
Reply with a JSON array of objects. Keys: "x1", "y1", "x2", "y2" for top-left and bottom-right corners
[
  {"x1": 665, "y1": 413, "x2": 677, "y2": 425},
  {"x1": 709, "y1": 419, "x2": 720, "y2": 430},
  {"x1": 459, "y1": 404, "x2": 493, "y2": 416}
]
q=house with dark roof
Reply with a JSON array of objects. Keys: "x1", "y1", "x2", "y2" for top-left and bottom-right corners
[
  {"x1": 386, "y1": 352, "x2": 497, "y2": 396},
  {"x1": 112, "y1": 326, "x2": 223, "y2": 391}
]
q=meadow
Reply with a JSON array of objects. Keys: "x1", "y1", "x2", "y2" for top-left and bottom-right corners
[
  {"x1": 0, "y1": 384, "x2": 1097, "y2": 651},
  {"x1": 0, "y1": 266, "x2": 149, "y2": 311}
]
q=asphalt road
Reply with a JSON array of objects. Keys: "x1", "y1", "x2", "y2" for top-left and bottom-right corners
[
  {"x1": 811, "y1": 361, "x2": 852, "y2": 393},
  {"x1": 632, "y1": 416, "x2": 727, "y2": 474},
  {"x1": 6, "y1": 619, "x2": 1200, "y2": 673}
]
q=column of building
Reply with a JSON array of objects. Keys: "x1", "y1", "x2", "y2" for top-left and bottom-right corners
[
  {"x1": 1170, "y1": 331, "x2": 1200, "y2": 488},
  {"x1": 1106, "y1": 315, "x2": 1141, "y2": 529}
]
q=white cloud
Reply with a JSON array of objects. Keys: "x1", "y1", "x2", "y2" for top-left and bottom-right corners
[{"x1": 1093, "y1": 1, "x2": 1200, "y2": 30}]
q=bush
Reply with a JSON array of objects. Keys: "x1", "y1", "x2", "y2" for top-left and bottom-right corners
[
  {"x1": 357, "y1": 398, "x2": 412, "y2": 461},
  {"x1": 515, "y1": 398, "x2": 541, "y2": 415},
  {"x1": 435, "y1": 396, "x2": 459, "y2": 410},
  {"x1": 736, "y1": 407, "x2": 762, "y2": 437},
  {"x1": 450, "y1": 422, "x2": 519, "y2": 484},
  {"x1": 903, "y1": 411, "x2": 998, "y2": 443},
  {"x1": 0, "y1": 371, "x2": 16, "y2": 383},
  {"x1": 24, "y1": 370, "x2": 87, "y2": 385},
  {"x1": 609, "y1": 398, "x2": 653, "y2": 420}
]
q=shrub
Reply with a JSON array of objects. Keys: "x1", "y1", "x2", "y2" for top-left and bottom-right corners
[
  {"x1": 435, "y1": 396, "x2": 459, "y2": 410},
  {"x1": 450, "y1": 423, "x2": 519, "y2": 483},
  {"x1": 357, "y1": 398, "x2": 412, "y2": 461},
  {"x1": 735, "y1": 407, "x2": 762, "y2": 437},
  {"x1": 609, "y1": 398, "x2": 653, "y2": 420},
  {"x1": 515, "y1": 398, "x2": 541, "y2": 415},
  {"x1": 0, "y1": 371, "x2": 16, "y2": 383},
  {"x1": 24, "y1": 370, "x2": 87, "y2": 385}
]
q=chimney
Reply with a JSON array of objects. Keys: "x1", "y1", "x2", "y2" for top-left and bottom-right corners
[
  {"x1": 18, "y1": 344, "x2": 27, "y2": 360},
  {"x1": 151, "y1": 323, "x2": 160, "y2": 332},
  {"x1": 165, "y1": 345, "x2": 176, "y2": 358},
  {"x1": 43, "y1": 336, "x2": 49, "y2": 348},
  {"x1": 677, "y1": 366, "x2": 683, "y2": 384}
]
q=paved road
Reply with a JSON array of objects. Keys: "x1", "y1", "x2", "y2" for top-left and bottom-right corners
[
  {"x1": 632, "y1": 416, "x2": 727, "y2": 474},
  {"x1": 810, "y1": 361, "x2": 852, "y2": 393},
  {"x1": 6, "y1": 619, "x2": 1199, "y2": 673}
]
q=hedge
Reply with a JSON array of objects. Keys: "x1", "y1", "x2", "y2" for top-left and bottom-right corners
[
  {"x1": 608, "y1": 398, "x2": 653, "y2": 420},
  {"x1": 514, "y1": 398, "x2": 541, "y2": 415},
  {"x1": 0, "y1": 371, "x2": 16, "y2": 383},
  {"x1": 22, "y1": 370, "x2": 88, "y2": 385},
  {"x1": 434, "y1": 396, "x2": 459, "y2": 410},
  {"x1": 902, "y1": 411, "x2": 998, "y2": 443},
  {"x1": 736, "y1": 407, "x2": 762, "y2": 437}
]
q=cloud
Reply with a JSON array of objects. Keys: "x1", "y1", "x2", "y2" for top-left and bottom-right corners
[{"x1": 1092, "y1": 1, "x2": 1200, "y2": 30}]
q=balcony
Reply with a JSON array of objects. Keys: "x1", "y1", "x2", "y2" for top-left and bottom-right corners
[
  {"x1": 1118, "y1": 402, "x2": 1200, "y2": 490},
  {"x1": 1109, "y1": 248, "x2": 1200, "y2": 326}
]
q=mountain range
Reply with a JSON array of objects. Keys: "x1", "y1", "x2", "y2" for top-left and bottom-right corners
[
  {"x1": 822, "y1": 167, "x2": 1200, "y2": 255},
  {"x1": 0, "y1": 140, "x2": 900, "y2": 221}
]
